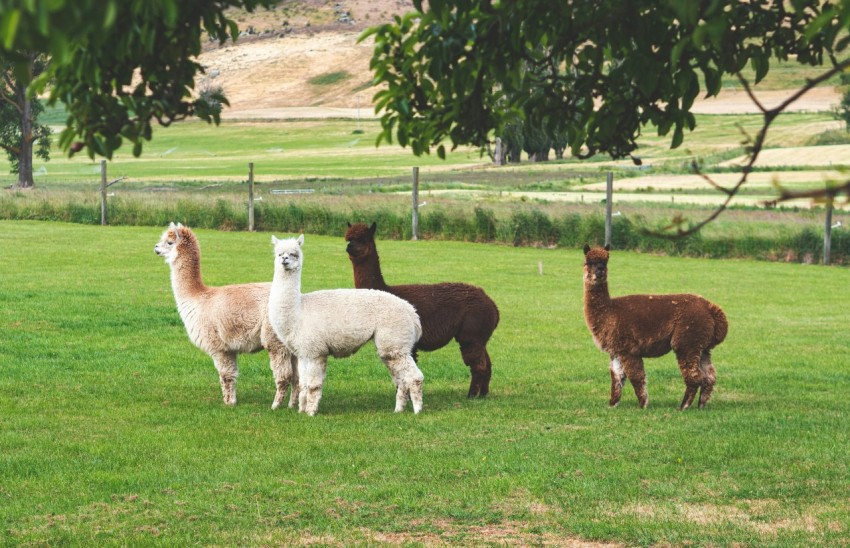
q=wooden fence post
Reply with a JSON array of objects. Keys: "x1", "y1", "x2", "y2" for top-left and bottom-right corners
[
  {"x1": 824, "y1": 198, "x2": 833, "y2": 265},
  {"x1": 100, "y1": 160, "x2": 107, "y2": 226},
  {"x1": 411, "y1": 166, "x2": 419, "y2": 241},
  {"x1": 604, "y1": 171, "x2": 613, "y2": 247},
  {"x1": 248, "y1": 162, "x2": 255, "y2": 232}
]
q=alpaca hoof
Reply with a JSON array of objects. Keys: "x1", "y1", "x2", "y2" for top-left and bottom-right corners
[{"x1": 271, "y1": 402, "x2": 280, "y2": 410}]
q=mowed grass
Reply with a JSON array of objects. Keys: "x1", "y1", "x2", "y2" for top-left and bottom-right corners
[
  {"x1": 18, "y1": 119, "x2": 488, "y2": 187},
  {"x1": 1, "y1": 220, "x2": 849, "y2": 545},
  {"x1": 5, "y1": 110, "x2": 843, "y2": 191}
]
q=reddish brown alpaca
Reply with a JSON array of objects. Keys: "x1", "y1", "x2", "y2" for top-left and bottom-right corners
[
  {"x1": 345, "y1": 222, "x2": 500, "y2": 397},
  {"x1": 582, "y1": 244, "x2": 728, "y2": 410}
]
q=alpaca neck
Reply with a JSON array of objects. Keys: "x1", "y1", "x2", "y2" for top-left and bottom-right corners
[
  {"x1": 351, "y1": 249, "x2": 388, "y2": 290},
  {"x1": 170, "y1": 247, "x2": 207, "y2": 301},
  {"x1": 270, "y1": 266, "x2": 304, "y2": 341},
  {"x1": 583, "y1": 279, "x2": 613, "y2": 334}
]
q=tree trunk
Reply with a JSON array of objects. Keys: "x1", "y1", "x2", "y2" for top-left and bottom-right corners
[{"x1": 16, "y1": 79, "x2": 34, "y2": 189}]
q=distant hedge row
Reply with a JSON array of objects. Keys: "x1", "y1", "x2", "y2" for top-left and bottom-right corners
[{"x1": 2, "y1": 193, "x2": 847, "y2": 264}]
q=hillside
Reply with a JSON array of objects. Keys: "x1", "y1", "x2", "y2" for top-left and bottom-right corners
[
  {"x1": 199, "y1": 1, "x2": 839, "y2": 119},
  {"x1": 199, "y1": 0, "x2": 409, "y2": 118}
]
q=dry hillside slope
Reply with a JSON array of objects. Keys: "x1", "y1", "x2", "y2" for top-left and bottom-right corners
[
  {"x1": 202, "y1": 1, "x2": 839, "y2": 119},
  {"x1": 199, "y1": 0, "x2": 409, "y2": 118}
]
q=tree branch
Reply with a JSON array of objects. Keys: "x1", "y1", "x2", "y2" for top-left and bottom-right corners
[{"x1": 647, "y1": 58, "x2": 850, "y2": 238}]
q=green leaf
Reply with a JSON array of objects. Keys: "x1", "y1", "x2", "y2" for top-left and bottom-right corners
[
  {"x1": 703, "y1": 66, "x2": 721, "y2": 97},
  {"x1": 103, "y1": 1, "x2": 117, "y2": 29},
  {"x1": 671, "y1": 123, "x2": 684, "y2": 149},
  {"x1": 1, "y1": 9, "x2": 21, "y2": 50}
]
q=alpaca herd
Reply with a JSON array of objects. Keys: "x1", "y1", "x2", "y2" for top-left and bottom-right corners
[{"x1": 155, "y1": 223, "x2": 728, "y2": 415}]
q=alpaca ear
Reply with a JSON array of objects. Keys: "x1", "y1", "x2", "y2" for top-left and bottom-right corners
[
  {"x1": 604, "y1": 244, "x2": 611, "y2": 251},
  {"x1": 347, "y1": 222, "x2": 352, "y2": 228},
  {"x1": 369, "y1": 222, "x2": 377, "y2": 236},
  {"x1": 297, "y1": 234, "x2": 304, "y2": 247},
  {"x1": 169, "y1": 221, "x2": 177, "y2": 230},
  {"x1": 583, "y1": 244, "x2": 591, "y2": 255},
  {"x1": 271, "y1": 235, "x2": 279, "y2": 245}
]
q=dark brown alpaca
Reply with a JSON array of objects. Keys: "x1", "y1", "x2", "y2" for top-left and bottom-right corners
[
  {"x1": 345, "y1": 222, "x2": 500, "y2": 397},
  {"x1": 582, "y1": 244, "x2": 728, "y2": 410}
]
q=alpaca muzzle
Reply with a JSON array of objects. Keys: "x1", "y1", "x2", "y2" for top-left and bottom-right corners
[{"x1": 280, "y1": 255, "x2": 297, "y2": 270}]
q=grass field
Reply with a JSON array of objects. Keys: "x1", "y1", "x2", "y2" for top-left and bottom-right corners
[{"x1": 2, "y1": 220, "x2": 848, "y2": 545}]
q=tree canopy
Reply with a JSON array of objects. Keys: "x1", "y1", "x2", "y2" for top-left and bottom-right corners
[
  {"x1": 0, "y1": 0, "x2": 273, "y2": 159},
  {"x1": 364, "y1": 0, "x2": 850, "y2": 232}
]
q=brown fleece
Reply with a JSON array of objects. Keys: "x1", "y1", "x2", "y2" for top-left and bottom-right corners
[
  {"x1": 345, "y1": 222, "x2": 500, "y2": 398},
  {"x1": 582, "y1": 244, "x2": 728, "y2": 410}
]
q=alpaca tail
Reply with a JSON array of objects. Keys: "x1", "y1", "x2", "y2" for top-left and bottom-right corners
[{"x1": 709, "y1": 303, "x2": 728, "y2": 347}]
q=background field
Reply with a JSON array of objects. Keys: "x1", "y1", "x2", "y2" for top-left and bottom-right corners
[{"x1": 2, "y1": 221, "x2": 848, "y2": 545}]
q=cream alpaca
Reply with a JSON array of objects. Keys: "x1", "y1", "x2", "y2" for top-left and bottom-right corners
[
  {"x1": 268, "y1": 234, "x2": 424, "y2": 416},
  {"x1": 154, "y1": 223, "x2": 297, "y2": 408}
]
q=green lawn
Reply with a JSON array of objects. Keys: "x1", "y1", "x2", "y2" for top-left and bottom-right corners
[
  {"x1": 3, "y1": 109, "x2": 843, "y2": 191},
  {"x1": 1, "y1": 221, "x2": 848, "y2": 545}
]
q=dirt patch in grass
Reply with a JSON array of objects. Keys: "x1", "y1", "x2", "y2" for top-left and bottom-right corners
[{"x1": 363, "y1": 519, "x2": 622, "y2": 547}]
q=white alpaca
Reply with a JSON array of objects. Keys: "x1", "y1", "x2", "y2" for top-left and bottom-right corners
[
  {"x1": 154, "y1": 223, "x2": 298, "y2": 409},
  {"x1": 268, "y1": 234, "x2": 424, "y2": 416}
]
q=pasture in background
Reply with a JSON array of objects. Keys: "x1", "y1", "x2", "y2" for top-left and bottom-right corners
[
  {"x1": 1, "y1": 221, "x2": 848, "y2": 545},
  {"x1": 2, "y1": 109, "x2": 849, "y2": 263}
]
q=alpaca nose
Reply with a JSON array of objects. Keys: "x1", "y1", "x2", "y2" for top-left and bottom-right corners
[{"x1": 345, "y1": 242, "x2": 353, "y2": 254}]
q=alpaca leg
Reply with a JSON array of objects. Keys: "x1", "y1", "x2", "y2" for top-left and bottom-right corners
[
  {"x1": 269, "y1": 346, "x2": 295, "y2": 410},
  {"x1": 698, "y1": 351, "x2": 717, "y2": 409},
  {"x1": 608, "y1": 357, "x2": 627, "y2": 407},
  {"x1": 297, "y1": 357, "x2": 326, "y2": 416},
  {"x1": 403, "y1": 357, "x2": 425, "y2": 414},
  {"x1": 287, "y1": 355, "x2": 300, "y2": 409},
  {"x1": 384, "y1": 354, "x2": 425, "y2": 413},
  {"x1": 394, "y1": 381, "x2": 409, "y2": 413},
  {"x1": 621, "y1": 356, "x2": 648, "y2": 408},
  {"x1": 460, "y1": 342, "x2": 490, "y2": 398},
  {"x1": 677, "y1": 353, "x2": 703, "y2": 411},
  {"x1": 479, "y1": 349, "x2": 493, "y2": 397},
  {"x1": 212, "y1": 353, "x2": 239, "y2": 406}
]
